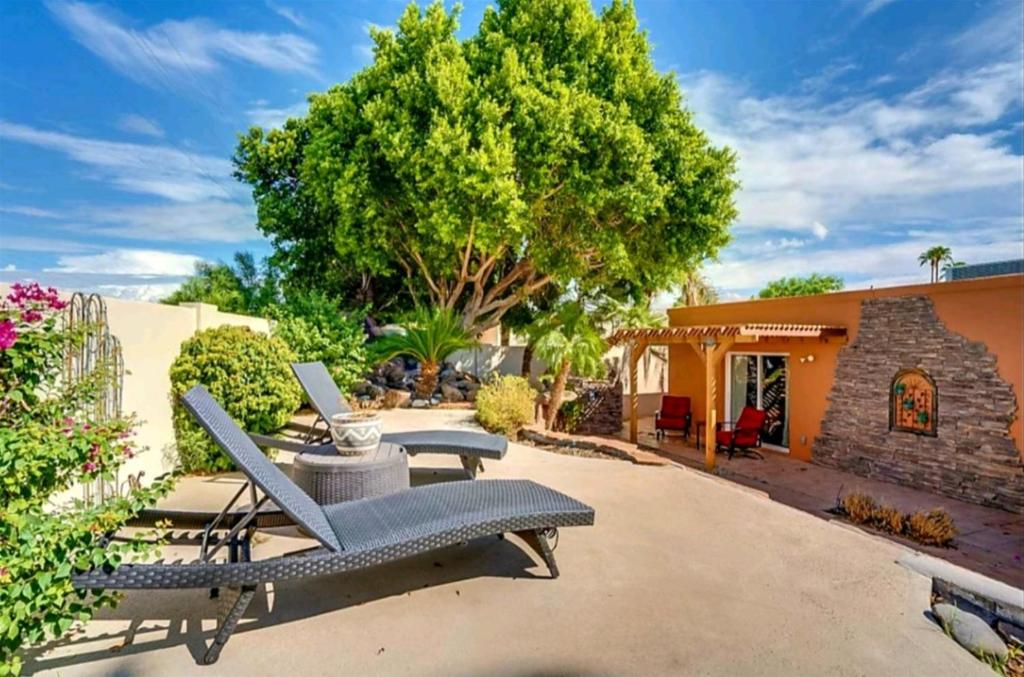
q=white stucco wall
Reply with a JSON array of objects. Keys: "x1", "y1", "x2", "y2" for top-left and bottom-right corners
[{"x1": 1, "y1": 284, "x2": 270, "y2": 484}]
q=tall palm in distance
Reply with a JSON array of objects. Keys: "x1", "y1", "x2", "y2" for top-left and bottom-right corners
[
  {"x1": 918, "y1": 246, "x2": 954, "y2": 283},
  {"x1": 676, "y1": 269, "x2": 720, "y2": 306}
]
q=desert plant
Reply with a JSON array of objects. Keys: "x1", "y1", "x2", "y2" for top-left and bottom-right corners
[
  {"x1": 0, "y1": 283, "x2": 172, "y2": 675},
  {"x1": 841, "y1": 492, "x2": 878, "y2": 524},
  {"x1": 381, "y1": 389, "x2": 405, "y2": 409},
  {"x1": 169, "y1": 326, "x2": 301, "y2": 473},
  {"x1": 872, "y1": 505, "x2": 905, "y2": 534},
  {"x1": 528, "y1": 303, "x2": 607, "y2": 429},
  {"x1": 271, "y1": 291, "x2": 368, "y2": 394},
  {"x1": 906, "y1": 508, "x2": 958, "y2": 547},
  {"x1": 841, "y1": 492, "x2": 957, "y2": 547},
  {"x1": 475, "y1": 375, "x2": 537, "y2": 437},
  {"x1": 369, "y1": 307, "x2": 476, "y2": 399}
]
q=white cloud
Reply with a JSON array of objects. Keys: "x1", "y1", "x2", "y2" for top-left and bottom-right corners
[
  {"x1": 856, "y1": 0, "x2": 899, "y2": 18},
  {"x1": 78, "y1": 200, "x2": 257, "y2": 242},
  {"x1": 950, "y1": 1, "x2": 1024, "y2": 62},
  {"x1": 0, "y1": 120, "x2": 238, "y2": 202},
  {"x1": 0, "y1": 205, "x2": 61, "y2": 218},
  {"x1": 245, "y1": 101, "x2": 307, "y2": 129},
  {"x1": 811, "y1": 221, "x2": 828, "y2": 240},
  {"x1": 2, "y1": 264, "x2": 15, "y2": 272},
  {"x1": 46, "y1": 1, "x2": 318, "y2": 90},
  {"x1": 94, "y1": 282, "x2": 183, "y2": 301},
  {"x1": 117, "y1": 113, "x2": 164, "y2": 138},
  {"x1": 681, "y1": 62, "x2": 1023, "y2": 235},
  {"x1": 707, "y1": 228, "x2": 1021, "y2": 294},
  {"x1": 45, "y1": 248, "x2": 202, "y2": 276},
  {"x1": 266, "y1": 1, "x2": 306, "y2": 29},
  {"x1": 0, "y1": 236, "x2": 96, "y2": 254}
]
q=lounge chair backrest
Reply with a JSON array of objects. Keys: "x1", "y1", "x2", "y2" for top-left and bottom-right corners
[
  {"x1": 181, "y1": 386, "x2": 343, "y2": 552},
  {"x1": 291, "y1": 361, "x2": 351, "y2": 421}
]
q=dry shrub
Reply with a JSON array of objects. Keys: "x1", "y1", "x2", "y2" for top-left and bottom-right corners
[
  {"x1": 841, "y1": 491, "x2": 957, "y2": 547},
  {"x1": 906, "y1": 509, "x2": 958, "y2": 547},
  {"x1": 841, "y1": 492, "x2": 878, "y2": 525},
  {"x1": 872, "y1": 505, "x2": 905, "y2": 533}
]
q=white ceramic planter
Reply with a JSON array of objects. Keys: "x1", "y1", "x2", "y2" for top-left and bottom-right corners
[{"x1": 329, "y1": 411, "x2": 383, "y2": 455}]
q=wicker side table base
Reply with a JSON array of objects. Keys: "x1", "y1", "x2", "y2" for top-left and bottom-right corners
[{"x1": 292, "y1": 441, "x2": 409, "y2": 504}]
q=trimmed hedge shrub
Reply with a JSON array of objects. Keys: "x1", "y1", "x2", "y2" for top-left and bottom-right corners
[
  {"x1": 270, "y1": 291, "x2": 368, "y2": 394},
  {"x1": 475, "y1": 375, "x2": 536, "y2": 437},
  {"x1": 170, "y1": 326, "x2": 301, "y2": 473}
]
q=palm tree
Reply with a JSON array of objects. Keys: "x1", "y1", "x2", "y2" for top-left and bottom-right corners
[
  {"x1": 918, "y1": 246, "x2": 953, "y2": 283},
  {"x1": 529, "y1": 302, "x2": 607, "y2": 429},
  {"x1": 370, "y1": 307, "x2": 476, "y2": 399},
  {"x1": 676, "y1": 269, "x2": 719, "y2": 306}
]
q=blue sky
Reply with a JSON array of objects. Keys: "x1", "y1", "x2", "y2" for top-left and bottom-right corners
[{"x1": 1, "y1": 0, "x2": 1022, "y2": 301}]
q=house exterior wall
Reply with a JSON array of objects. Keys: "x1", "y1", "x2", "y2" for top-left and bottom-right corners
[{"x1": 666, "y1": 275, "x2": 1024, "y2": 463}]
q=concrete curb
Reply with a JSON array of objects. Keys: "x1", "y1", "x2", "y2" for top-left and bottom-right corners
[{"x1": 897, "y1": 551, "x2": 1024, "y2": 626}]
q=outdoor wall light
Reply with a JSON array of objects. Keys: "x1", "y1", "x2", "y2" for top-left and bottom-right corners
[{"x1": 800, "y1": 354, "x2": 816, "y2": 364}]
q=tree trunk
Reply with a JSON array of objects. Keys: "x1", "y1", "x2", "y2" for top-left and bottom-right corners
[
  {"x1": 417, "y1": 361, "x2": 439, "y2": 400},
  {"x1": 545, "y1": 360, "x2": 571, "y2": 430},
  {"x1": 520, "y1": 343, "x2": 534, "y2": 379}
]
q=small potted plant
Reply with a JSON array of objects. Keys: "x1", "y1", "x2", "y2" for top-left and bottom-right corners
[{"x1": 329, "y1": 411, "x2": 383, "y2": 455}]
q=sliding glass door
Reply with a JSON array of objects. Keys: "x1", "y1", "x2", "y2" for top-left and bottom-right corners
[{"x1": 727, "y1": 354, "x2": 789, "y2": 449}]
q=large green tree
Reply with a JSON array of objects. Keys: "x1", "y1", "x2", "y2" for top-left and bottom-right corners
[
  {"x1": 234, "y1": 0, "x2": 738, "y2": 333},
  {"x1": 162, "y1": 251, "x2": 279, "y2": 316},
  {"x1": 758, "y1": 273, "x2": 844, "y2": 299}
]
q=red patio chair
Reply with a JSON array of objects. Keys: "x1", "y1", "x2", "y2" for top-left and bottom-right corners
[
  {"x1": 715, "y1": 406, "x2": 767, "y2": 459},
  {"x1": 655, "y1": 395, "x2": 692, "y2": 440}
]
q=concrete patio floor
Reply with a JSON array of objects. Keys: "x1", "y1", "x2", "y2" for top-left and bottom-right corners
[
  {"x1": 623, "y1": 418, "x2": 1024, "y2": 588},
  {"x1": 27, "y1": 409, "x2": 1002, "y2": 676}
]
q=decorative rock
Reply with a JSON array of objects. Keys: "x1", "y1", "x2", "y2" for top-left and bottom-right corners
[
  {"x1": 440, "y1": 383, "x2": 465, "y2": 402},
  {"x1": 411, "y1": 399, "x2": 429, "y2": 409},
  {"x1": 933, "y1": 603, "x2": 1009, "y2": 661}
]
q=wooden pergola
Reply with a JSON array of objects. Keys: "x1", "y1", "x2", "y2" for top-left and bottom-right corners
[{"x1": 609, "y1": 323, "x2": 848, "y2": 471}]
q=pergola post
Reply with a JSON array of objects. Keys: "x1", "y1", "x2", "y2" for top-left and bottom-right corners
[
  {"x1": 701, "y1": 339, "x2": 734, "y2": 472},
  {"x1": 628, "y1": 342, "x2": 645, "y2": 444}
]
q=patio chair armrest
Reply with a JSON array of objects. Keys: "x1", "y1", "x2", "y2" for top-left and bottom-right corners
[
  {"x1": 715, "y1": 420, "x2": 733, "y2": 431},
  {"x1": 247, "y1": 432, "x2": 317, "y2": 454}
]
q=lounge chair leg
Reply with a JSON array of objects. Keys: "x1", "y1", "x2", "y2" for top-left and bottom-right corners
[
  {"x1": 204, "y1": 585, "x2": 256, "y2": 665},
  {"x1": 515, "y1": 529, "x2": 560, "y2": 579},
  {"x1": 460, "y1": 455, "x2": 482, "y2": 479}
]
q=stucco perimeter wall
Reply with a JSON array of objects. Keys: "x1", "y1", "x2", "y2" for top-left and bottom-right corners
[
  {"x1": 666, "y1": 275, "x2": 1024, "y2": 463},
  {"x1": 0, "y1": 284, "x2": 270, "y2": 482}
]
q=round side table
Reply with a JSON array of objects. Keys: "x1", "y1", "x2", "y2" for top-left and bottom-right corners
[{"x1": 292, "y1": 441, "x2": 409, "y2": 505}]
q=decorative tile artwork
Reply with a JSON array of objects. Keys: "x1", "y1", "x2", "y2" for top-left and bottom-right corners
[{"x1": 890, "y1": 368, "x2": 937, "y2": 436}]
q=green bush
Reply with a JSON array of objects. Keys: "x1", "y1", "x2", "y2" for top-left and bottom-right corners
[
  {"x1": 1, "y1": 284, "x2": 172, "y2": 675},
  {"x1": 170, "y1": 326, "x2": 301, "y2": 473},
  {"x1": 475, "y1": 375, "x2": 536, "y2": 437},
  {"x1": 270, "y1": 291, "x2": 367, "y2": 394}
]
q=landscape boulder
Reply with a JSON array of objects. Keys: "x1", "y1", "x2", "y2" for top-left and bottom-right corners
[{"x1": 933, "y1": 603, "x2": 1009, "y2": 661}]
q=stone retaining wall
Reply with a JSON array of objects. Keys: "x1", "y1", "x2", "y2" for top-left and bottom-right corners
[
  {"x1": 565, "y1": 380, "x2": 623, "y2": 435},
  {"x1": 813, "y1": 295, "x2": 1024, "y2": 512}
]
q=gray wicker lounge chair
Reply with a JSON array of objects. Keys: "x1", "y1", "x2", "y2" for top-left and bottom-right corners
[
  {"x1": 288, "y1": 361, "x2": 507, "y2": 478},
  {"x1": 75, "y1": 386, "x2": 594, "y2": 665}
]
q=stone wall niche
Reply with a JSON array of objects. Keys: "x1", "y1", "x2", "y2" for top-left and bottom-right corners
[{"x1": 813, "y1": 295, "x2": 1024, "y2": 513}]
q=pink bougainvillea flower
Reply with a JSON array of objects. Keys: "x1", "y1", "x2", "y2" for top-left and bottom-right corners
[
  {"x1": 0, "y1": 319, "x2": 17, "y2": 350},
  {"x1": 21, "y1": 309, "x2": 43, "y2": 323},
  {"x1": 82, "y1": 462, "x2": 97, "y2": 473}
]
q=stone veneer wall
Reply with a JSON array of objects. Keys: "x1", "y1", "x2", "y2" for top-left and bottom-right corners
[
  {"x1": 813, "y1": 295, "x2": 1024, "y2": 512},
  {"x1": 566, "y1": 380, "x2": 623, "y2": 435}
]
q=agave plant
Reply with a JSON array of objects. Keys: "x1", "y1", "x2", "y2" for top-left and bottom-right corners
[{"x1": 370, "y1": 307, "x2": 477, "y2": 399}]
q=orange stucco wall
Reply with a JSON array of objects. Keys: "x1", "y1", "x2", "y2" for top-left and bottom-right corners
[{"x1": 667, "y1": 274, "x2": 1024, "y2": 462}]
